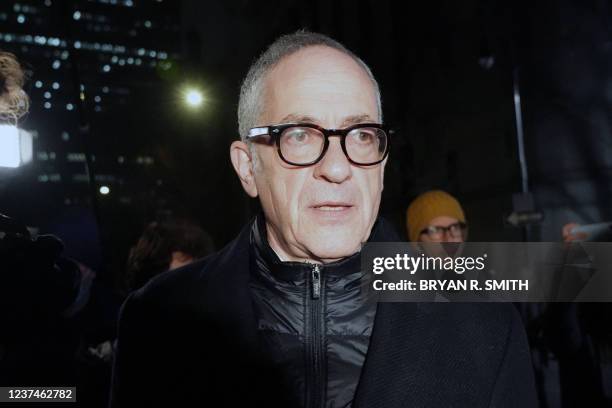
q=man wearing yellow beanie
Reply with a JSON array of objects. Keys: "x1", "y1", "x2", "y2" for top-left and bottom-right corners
[{"x1": 406, "y1": 190, "x2": 467, "y2": 242}]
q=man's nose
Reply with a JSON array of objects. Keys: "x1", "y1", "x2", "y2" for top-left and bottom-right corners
[{"x1": 313, "y1": 137, "x2": 351, "y2": 183}]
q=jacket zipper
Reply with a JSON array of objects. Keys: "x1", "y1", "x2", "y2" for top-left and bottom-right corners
[{"x1": 306, "y1": 264, "x2": 325, "y2": 408}]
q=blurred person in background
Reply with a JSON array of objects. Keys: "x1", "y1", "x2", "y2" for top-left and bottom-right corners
[
  {"x1": 0, "y1": 50, "x2": 122, "y2": 408},
  {"x1": 406, "y1": 189, "x2": 467, "y2": 243},
  {"x1": 562, "y1": 221, "x2": 612, "y2": 242},
  {"x1": 0, "y1": 50, "x2": 28, "y2": 122},
  {"x1": 125, "y1": 217, "x2": 214, "y2": 292},
  {"x1": 550, "y1": 219, "x2": 612, "y2": 406},
  {"x1": 0, "y1": 50, "x2": 83, "y2": 389}
]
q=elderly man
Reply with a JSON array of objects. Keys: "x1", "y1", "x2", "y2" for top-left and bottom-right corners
[{"x1": 110, "y1": 32, "x2": 537, "y2": 407}]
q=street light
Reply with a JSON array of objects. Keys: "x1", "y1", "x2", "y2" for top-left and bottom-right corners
[
  {"x1": 183, "y1": 87, "x2": 204, "y2": 108},
  {"x1": 99, "y1": 185, "x2": 110, "y2": 195}
]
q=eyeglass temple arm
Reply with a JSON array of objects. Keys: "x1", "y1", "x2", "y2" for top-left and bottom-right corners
[{"x1": 246, "y1": 127, "x2": 270, "y2": 139}]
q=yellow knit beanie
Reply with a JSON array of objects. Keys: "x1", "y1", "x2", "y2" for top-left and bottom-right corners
[{"x1": 406, "y1": 190, "x2": 466, "y2": 242}]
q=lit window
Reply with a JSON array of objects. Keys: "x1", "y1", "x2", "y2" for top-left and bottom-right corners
[
  {"x1": 17, "y1": 14, "x2": 25, "y2": 24},
  {"x1": 66, "y1": 103, "x2": 74, "y2": 111},
  {"x1": 52, "y1": 82, "x2": 60, "y2": 90},
  {"x1": 44, "y1": 92, "x2": 51, "y2": 99},
  {"x1": 35, "y1": 81, "x2": 43, "y2": 88},
  {"x1": 73, "y1": 11, "x2": 81, "y2": 20},
  {"x1": 44, "y1": 102, "x2": 52, "y2": 109}
]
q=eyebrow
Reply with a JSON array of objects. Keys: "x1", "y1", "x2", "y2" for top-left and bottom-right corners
[{"x1": 278, "y1": 113, "x2": 377, "y2": 127}]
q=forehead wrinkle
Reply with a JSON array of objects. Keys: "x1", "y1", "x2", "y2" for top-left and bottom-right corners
[
  {"x1": 340, "y1": 114, "x2": 377, "y2": 127},
  {"x1": 278, "y1": 113, "x2": 377, "y2": 127},
  {"x1": 280, "y1": 113, "x2": 318, "y2": 124}
]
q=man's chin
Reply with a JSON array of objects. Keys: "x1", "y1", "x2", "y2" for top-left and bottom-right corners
[{"x1": 302, "y1": 230, "x2": 364, "y2": 262}]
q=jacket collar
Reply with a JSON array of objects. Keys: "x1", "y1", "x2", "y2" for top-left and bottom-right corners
[
  {"x1": 250, "y1": 213, "x2": 399, "y2": 281},
  {"x1": 250, "y1": 214, "x2": 365, "y2": 281}
]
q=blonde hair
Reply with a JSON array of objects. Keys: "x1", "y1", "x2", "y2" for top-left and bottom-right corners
[{"x1": 0, "y1": 51, "x2": 29, "y2": 124}]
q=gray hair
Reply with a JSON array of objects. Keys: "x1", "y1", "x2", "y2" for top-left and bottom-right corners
[{"x1": 237, "y1": 30, "x2": 382, "y2": 141}]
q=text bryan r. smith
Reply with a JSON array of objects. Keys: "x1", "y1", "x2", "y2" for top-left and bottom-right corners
[{"x1": 373, "y1": 279, "x2": 529, "y2": 291}]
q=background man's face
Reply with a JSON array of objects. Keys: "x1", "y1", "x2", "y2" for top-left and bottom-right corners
[
  {"x1": 420, "y1": 216, "x2": 465, "y2": 243},
  {"x1": 253, "y1": 46, "x2": 385, "y2": 262}
]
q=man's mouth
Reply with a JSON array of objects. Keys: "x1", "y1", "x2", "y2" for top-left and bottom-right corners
[
  {"x1": 310, "y1": 202, "x2": 355, "y2": 222},
  {"x1": 315, "y1": 205, "x2": 352, "y2": 211},
  {"x1": 312, "y1": 202, "x2": 354, "y2": 211}
]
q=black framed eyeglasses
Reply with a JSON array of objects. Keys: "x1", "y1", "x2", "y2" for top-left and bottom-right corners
[
  {"x1": 420, "y1": 222, "x2": 467, "y2": 240},
  {"x1": 246, "y1": 123, "x2": 392, "y2": 166}
]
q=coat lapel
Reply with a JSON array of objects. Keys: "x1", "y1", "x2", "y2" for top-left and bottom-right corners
[
  {"x1": 201, "y1": 220, "x2": 260, "y2": 352},
  {"x1": 353, "y1": 302, "x2": 422, "y2": 408}
]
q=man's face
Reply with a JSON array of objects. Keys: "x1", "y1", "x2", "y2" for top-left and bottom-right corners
[
  {"x1": 419, "y1": 216, "x2": 465, "y2": 243},
  {"x1": 241, "y1": 46, "x2": 385, "y2": 263}
]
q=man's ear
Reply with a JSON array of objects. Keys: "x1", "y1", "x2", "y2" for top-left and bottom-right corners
[{"x1": 230, "y1": 140, "x2": 258, "y2": 198}]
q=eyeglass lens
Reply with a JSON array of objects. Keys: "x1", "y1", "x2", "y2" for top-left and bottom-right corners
[
  {"x1": 425, "y1": 223, "x2": 465, "y2": 238},
  {"x1": 278, "y1": 126, "x2": 387, "y2": 165}
]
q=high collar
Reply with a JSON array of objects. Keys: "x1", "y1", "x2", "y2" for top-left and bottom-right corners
[{"x1": 250, "y1": 214, "x2": 398, "y2": 282}]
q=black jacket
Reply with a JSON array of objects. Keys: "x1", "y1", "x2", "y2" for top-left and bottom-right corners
[
  {"x1": 250, "y1": 215, "x2": 378, "y2": 407},
  {"x1": 110, "y1": 218, "x2": 538, "y2": 408}
]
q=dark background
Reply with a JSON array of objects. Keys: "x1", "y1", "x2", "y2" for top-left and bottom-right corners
[{"x1": 1, "y1": 0, "x2": 611, "y2": 287}]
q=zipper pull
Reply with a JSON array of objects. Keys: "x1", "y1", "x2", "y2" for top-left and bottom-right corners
[{"x1": 311, "y1": 264, "x2": 321, "y2": 299}]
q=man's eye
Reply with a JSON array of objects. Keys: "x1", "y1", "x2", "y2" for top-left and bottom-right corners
[
  {"x1": 354, "y1": 131, "x2": 375, "y2": 144},
  {"x1": 292, "y1": 132, "x2": 307, "y2": 142},
  {"x1": 427, "y1": 226, "x2": 441, "y2": 234},
  {"x1": 449, "y1": 224, "x2": 460, "y2": 233},
  {"x1": 284, "y1": 130, "x2": 310, "y2": 144}
]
